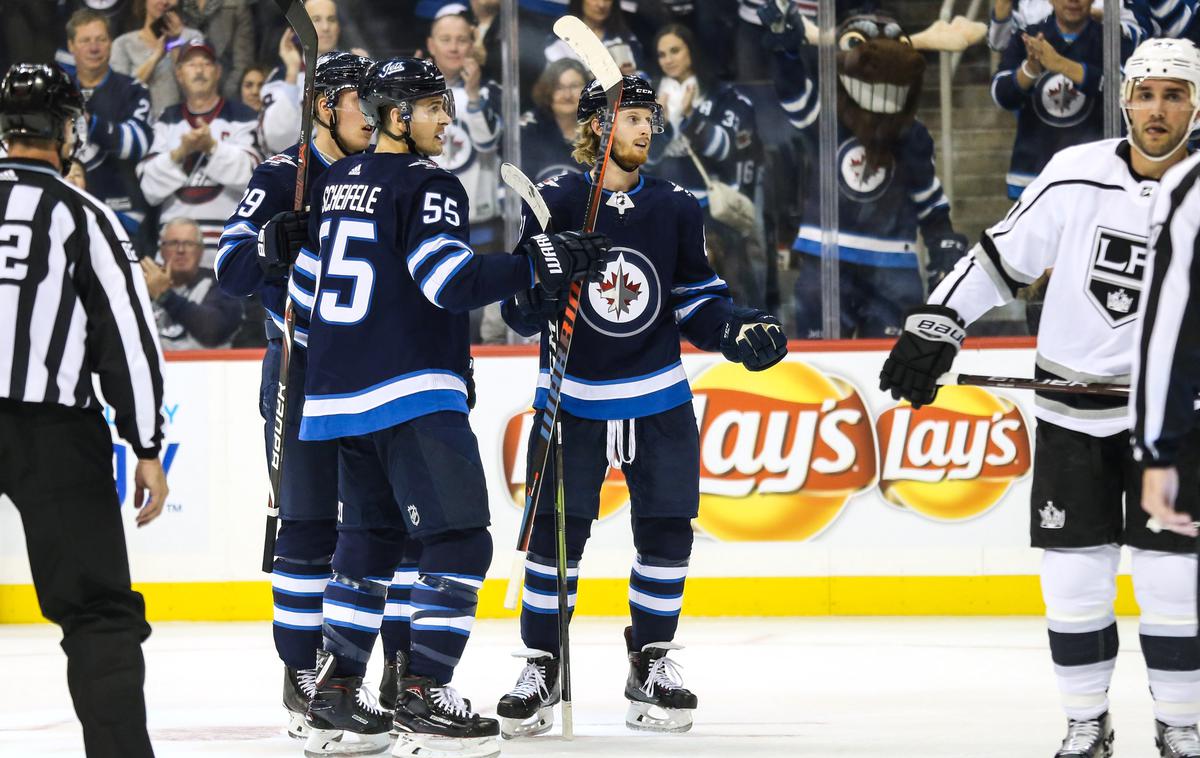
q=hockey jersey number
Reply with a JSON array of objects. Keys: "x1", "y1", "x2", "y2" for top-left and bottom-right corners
[
  {"x1": 317, "y1": 218, "x2": 377, "y2": 325},
  {"x1": 0, "y1": 223, "x2": 32, "y2": 281}
]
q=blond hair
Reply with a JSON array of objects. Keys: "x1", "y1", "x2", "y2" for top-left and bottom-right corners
[{"x1": 570, "y1": 119, "x2": 599, "y2": 167}]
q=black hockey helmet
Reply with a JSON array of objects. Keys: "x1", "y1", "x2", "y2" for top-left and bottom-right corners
[
  {"x1": 576, "y1": 74, "x2": 663, "y2": 133},
  {"x1": 358, "y1": 57, "x2": 455, "y2": 131},
  {"x1": 315, "y1": 51, "x2": 373, "y2": 102},
  {"x1": 0, "y1": 63, "x2": 86, "y2": 144}
]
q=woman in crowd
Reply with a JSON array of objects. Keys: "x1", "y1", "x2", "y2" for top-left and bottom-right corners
[
  {"x1": 545, "y1": 0, "x2": 643, "y2": 75},
  {"x1": 111, "y1": 0, "x2": 202, "y2": 114},
  {"x1": 520, "y1": 58, "x2": 588, "y2": 183},
  {"x1": 238, "y1": 62, "x2": 267, "y2": 112}
]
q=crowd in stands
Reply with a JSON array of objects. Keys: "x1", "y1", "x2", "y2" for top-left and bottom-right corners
[{"x1": 0, "y1": 0, "x2": 1193, "y2": 346}]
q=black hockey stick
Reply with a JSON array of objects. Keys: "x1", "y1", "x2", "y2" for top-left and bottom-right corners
[
  {"x1": 262, "y1": 0, "x2": 319, "y2": 573},
  {"x1": 939, "y1": 372, "x2": 1130, "y2": 397}
]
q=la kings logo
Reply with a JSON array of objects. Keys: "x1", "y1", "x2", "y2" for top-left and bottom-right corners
[{"x1": 1086, "y1": 226, "x2": 1147, "y2": 328}]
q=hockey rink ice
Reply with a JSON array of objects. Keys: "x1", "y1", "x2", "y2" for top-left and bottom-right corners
[{"x1": 0, "y1": 615, "x2": 1175, "y2": 757}]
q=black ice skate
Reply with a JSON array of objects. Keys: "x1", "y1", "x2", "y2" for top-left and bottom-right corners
[
  {"x1": 1157, "y1": 720, "x2": 1200, "y2": 757},
  {"x1": 284, "y1": 665, "x2": 321, "y2": 739},
  {"x1": 496, "y1": 649, "x2": 560, "y2": 739},
  {"x1": 1055, "y1": 712, "x2": 1114, "y2": 758},
  {"x1": 379, "y1": 650, "x2": 409, "y2": 712},
  {"x1": 391, "y1": 675, "x2": 500, "y2": 758},
  {"x1": 303, "y1": 650, "x2": 393, "y2": 757},
  {"x1": 623, "y1": 626, "x2": 697, "y2": 733}
]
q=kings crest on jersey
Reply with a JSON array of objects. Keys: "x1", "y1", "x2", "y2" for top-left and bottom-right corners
[{"x1": 514, "y1": 172, "x2": 734, "y2": 420}]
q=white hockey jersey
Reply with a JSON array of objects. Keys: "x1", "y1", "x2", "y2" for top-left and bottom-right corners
[
  {"x1": 137, "y1": 98, "x2": 261, "y2": 266},
  {"x1": 931, "y1": 137, "x2": 1160, "y2": 437},
  {"x1": 429, "y1": 81, "x2": 501, "y2": 223}
]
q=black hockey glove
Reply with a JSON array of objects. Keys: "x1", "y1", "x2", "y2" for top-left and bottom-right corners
[
  {"x1": 925, "y1": 232, "x2": 968, "y2": 292},
  {"x1": 515, "y1": 285, "x2": 562, "y2": 323},
  {"x1": 464, "y1": 357, "x2": 476, "y2": 410},
  {"x1": 524, "y1": 230, "x2": 610, "y2": 298},
  {"x1": 257, "y1": 209, "x2": 310, "y2": 279},
  {"x1": 879, "y1": 305, "x2": 966, "y2": 409},
  {"x1": 757, "y1": 0, "x2": 808, "y2": 52},
  {"x1": 721, "y1": 308, "x2": 788, "y2": 371}
]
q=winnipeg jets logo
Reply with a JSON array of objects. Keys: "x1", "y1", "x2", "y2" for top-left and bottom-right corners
[
  {"x1": 1086, "y1": 226, "x2": 1147, "y2": 327},
  {"x1": 432, "y1": 123, "x2": 476, "y2": 174},
  {"x1": 1034, "y1": 73, "x2": 1091, "y2": 127},
  {"x1": 581, "y1": 247, "x2": 662, "y2": 338},
  {"x1": 837, "y1": 139, "x2": 891, "y2": 201}
]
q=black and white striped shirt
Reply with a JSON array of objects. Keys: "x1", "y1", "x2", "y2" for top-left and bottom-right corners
[
  {"x1": 1132, "y1": 150, "x2": 1200, "y2": 465},
  {"x1": 0, "y1": 157, "x2": 164, "y2": 458}
]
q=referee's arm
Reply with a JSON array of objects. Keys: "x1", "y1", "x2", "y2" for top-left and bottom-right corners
[{"x1": 75, "y1": 201, "x2": 166, "y2": 460}]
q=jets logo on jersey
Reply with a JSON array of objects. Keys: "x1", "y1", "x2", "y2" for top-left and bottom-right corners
[
  {"x1": 581, "y1": 247, "x2": 662, "y2": 338},
  {"x1": 838, "y1": 139, "x2": 892, "y2": 201},
  {"x1": 1033, "y1": 73, "x2": 1092, "y2": 128},
  {"x1": 434, "y1": 123, "x2": 477, "y2": 174},
  {"x1": 1086, "y1": 226, "x2": 1147, "y2": 327}
]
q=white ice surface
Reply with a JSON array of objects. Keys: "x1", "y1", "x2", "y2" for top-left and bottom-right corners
[{"x1": 0, "y1": 617, "x2": 1169, "y2": 757}]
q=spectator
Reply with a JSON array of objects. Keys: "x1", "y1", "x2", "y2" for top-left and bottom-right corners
[
  {"x1": 650, "y1": 22, "x2": 766, "y2": 305},
  {"x1": 2, "y1": 0, "x2": 65, "y2": 69},
  {"x1": 521, "y1": 58, "x2": 588, "y2": 182},
  {"x1": 239, "y1": 62, "x2": 268, "y2": 112},
  {"x1": 138, "y1": 39, "x2": 260, "y2": 264},
  {"x1": 258, "y1": 0, "x2": 368, "y2": 154},
  {"x1": 545, "y1": 0, "x2": 644, "y2": 74},
  {"x1": 176, "y1": 0, "x2": 255, "y2": 101},
  {"x1": 63, "y1": 8, "x2": 154, "y2": 240},
  {"x1": 471, "y1": 0, "x2": 504, "y2": 83},
  {"x1": 735, "y1": 0, "x2": 815, "y2": 83},
  {"x1": 993, "y1": 0, "x2": 1137, "y2": 199},
  {"x1": 988, "y1": 0, "x2": 1158, "y2": 52},
  {"x1": 142, "y1": 218, "x2": 243, "y2": 349},
  {"x1": 111, "y1": 0, "x2": 203, "y2": 115}
]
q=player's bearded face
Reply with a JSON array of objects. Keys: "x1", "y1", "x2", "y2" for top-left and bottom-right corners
[
  {"x1": 405, "y1": 95, "x2": 454, "y2": 156},
  {"x1": 605, "y1": 108, "x2": 654, "y2": 171},
  {"x1": 1126, "y1": 79, "x2": 1196, "y2": 158}
]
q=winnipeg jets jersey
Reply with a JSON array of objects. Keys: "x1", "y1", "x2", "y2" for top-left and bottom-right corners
[
  {"x1": 215, "y1": 142, "x2": 332, "y2": 348},
  {"x1": 71, "y1": 69, "x2": 152, "y2": 231},
  {"x1": 429, "y1": 81, "x2": 502, "y2": 223},
  {"x1": 297, "y1": 152, "x2": 533, "y2": 441},
  {"x1": 509, "y1": 172, "x2": 735, "y2": 420},
  {"x1": 931, "y1": 138, "x2": 1161, "y2": 437}
]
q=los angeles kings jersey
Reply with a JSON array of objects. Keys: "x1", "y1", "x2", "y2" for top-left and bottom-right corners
[{"x1": 931, "y1": 138, "x2": 1162, "y2": 437}]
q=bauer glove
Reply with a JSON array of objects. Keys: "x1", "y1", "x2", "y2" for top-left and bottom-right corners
[
  {"x1": 879, "y1": 305, "x2": 965, "y2": 409},
  {"x1": 720, "y1": 307, "x2": 788, "y2": 371},
  {"x1": 524, "y1": 230, "x2": 610, "y2": 297},
  {"x1": 257, "y1": 209, "x2": 309, "y2": 278}
]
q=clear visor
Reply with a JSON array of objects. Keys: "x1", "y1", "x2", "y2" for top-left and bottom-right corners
[
  {"x1": 363, "y1": 90, "x2": 456, "y2": 129},
  {"x1": 593, "y1": 104, "x2": 665, "y2": 134}
]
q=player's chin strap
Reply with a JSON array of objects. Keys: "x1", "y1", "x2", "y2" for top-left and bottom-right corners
[
  {"x1": 314, "y1": 88, "x2": 359, "y2": 158},
  {"x1": 606, "y1": 418, "x2": 636, "y2": 468}
]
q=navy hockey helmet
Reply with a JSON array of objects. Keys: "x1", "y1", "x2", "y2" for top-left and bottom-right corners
[
  {"x1": 315, "y1": 51, "x2": 373, "y2": 102},
  {"x1": 576, "y1": 74, "x2": 663, "y2": 133},
  {"x1": 359, "y1": 57, "x2": 455, "y2": 133},
  {"x1": 0, "y1": 63, "x2": 86, "y2": 145}
]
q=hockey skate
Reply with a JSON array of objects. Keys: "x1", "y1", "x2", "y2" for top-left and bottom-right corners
[
  {"x1": 303, "y1": 651, "x2": 393, "y2": 757},
  {"x1": 496, "y1": 649, "x2": 560, "y2": 739},
  {"x1": 1055, "y1": 712, "x2": 1114, "y2": 758},
  {"x1": 623, "y1": 626, "x2": 697, "y2": 733},
  {"x1": 379, "y1": 651, "x2": 409, "y2": 712},
  {"x1": 284, "y1": 665, "x2": 323, "y2": 739},
  {"x1": 391, "y1": 674, "x2": 500, "y2": 758},
  {"x1": 1157, "y1": 720, "x2": 1200, "y2": 757}
]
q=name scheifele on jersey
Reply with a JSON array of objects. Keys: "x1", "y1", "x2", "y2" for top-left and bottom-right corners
[{"x1": 321, "y1": 182, "x2": 383, "y2": 214}]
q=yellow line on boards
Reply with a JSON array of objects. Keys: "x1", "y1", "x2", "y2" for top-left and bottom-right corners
[{"x1": 0, "y1": 576, "x2": 1143, "y2": 624}]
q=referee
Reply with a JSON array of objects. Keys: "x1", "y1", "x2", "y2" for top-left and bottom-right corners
[
  {"x1": 0, "y1": 64, "x2": 166, "y2": 757},
  {"x1": 1132, "y1": 144, "x2": 1200, "y2": 539}
]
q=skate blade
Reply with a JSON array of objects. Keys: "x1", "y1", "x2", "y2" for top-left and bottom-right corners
[
  {"x1": 304, "y1": 727, "x2": 390, "y2": 757},
  {"x1": 391, "y1": 734, "x2": 500, "y2": 758},
  {"x1": 625, "y1": 701, "x2": 694, "y2": 733},
  {"x1": 288, "y1": 711, "x2": 312, "y2": 740},
  {"x1": 499, "y1": 706, "x2": 555, "y2": 739}
]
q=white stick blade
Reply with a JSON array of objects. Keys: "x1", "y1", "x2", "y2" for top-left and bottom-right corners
[
  {"x1": 553, "y1": 15, "x2": 622, "y2": 89},
  {"x1": 501, "y1": 162, "x2": 551, "y2": 232}
]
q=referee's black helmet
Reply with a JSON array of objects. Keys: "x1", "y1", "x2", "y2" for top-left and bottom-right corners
[{"x1": 0, "y1": 64, "x2": 85, "y2": 143}]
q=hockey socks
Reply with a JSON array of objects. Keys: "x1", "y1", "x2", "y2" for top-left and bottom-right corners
[
  {"x1": 408, "y1": 527, "x2": 492, "y2": 684},
  {"x1": 629, "y1": 517, "x2": 693, "y2": 650},
  {"x1": 271, "y1": 520, "x2": 337, "y2": 670},
  {"x1": 1132, "y1": 549, "x2": 1200, "y2": 727},
  {"x1": 322, "y1": 573, "x2": 390, "y2": 678},
  {"x1": 520, "y1": 514, "x2": 589, "y2": 653},
  {"x1": 382, "y1": 551, "x2": 420, "y2": 663}
]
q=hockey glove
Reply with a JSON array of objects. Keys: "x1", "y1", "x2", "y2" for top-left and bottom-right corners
[
  {"x1": 924, "y1": 232, "x2": 968, "y2": 292},
  {"x1": 524, "y1": 230, "x2": 611, "y2": 298},
  {"x1": 464, "y1": 357, "x2": 476, "y2": 410},
  {"x1": 757, "y1": 0, "x2": 808, "y2": 51},
  {"x1": 257, "y1": 209, "x2": 310, "y2": 279},
  {"x1": 720, "y1": 308, "x2": 788, "y2": 371},
  {"x1": 879, "y1": 305, "x2": 966, "y2": 409},
  {"x1": 515, "y1": 285, "x2": 562, "y2": 323}
]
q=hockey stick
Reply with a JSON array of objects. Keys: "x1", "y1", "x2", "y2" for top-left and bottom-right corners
[
  {"x1": 501, "y1": 162, "x2": 552, "y2": 233},
  {"x1": 261, "y1": 0, "x2": 319, "y2": 573},
  {"x1": 939, "y1": 372, "x2": 1130, "y2": 397}
]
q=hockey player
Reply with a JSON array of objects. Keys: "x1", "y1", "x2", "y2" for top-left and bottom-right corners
[
  {"x1": 295, "y1": 57, "x2": 610, "y2": 758},
  {"x1": 496, "y1": 75, "x2": 788, "y2": 738},
  {"x1": 881, "y1": 38, "x2": 1200, "y2": 758},
  {"x1": 215, "y1": 51, "x2": 395, "y2": 743}
]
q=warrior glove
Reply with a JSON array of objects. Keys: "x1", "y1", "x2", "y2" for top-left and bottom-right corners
[
  {"x1": 721, "y1": 308, "x2": 788, "y2": 371},
  {"x1": 257, "y1": 209, "x2": 310, "y2": 279},
  {"x1": 524, "y1": 230, "x2": 610, "y2": 298},
  {"x1": 879, "y1": 305, "x2": 966, "y2": 409}
]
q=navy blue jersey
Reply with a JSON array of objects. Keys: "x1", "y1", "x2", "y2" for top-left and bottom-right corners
[
  {"x1": 298, "y1": 152, "x2": 534, "y2": 441},
  {"x1": 507, "y1": 172, "x2": 733, "y2": 420},
  {"x1": 773, "y1": 47, "x2": 952, "y2": 268},
  {"x1": 70, "y1": 68, "x2": 152, "y2": 231},
  {"x1": 519, "y1": 108, "x2": 580, "y2": 184},
  {"x1": 215, "y1": 142, "x2": 332, "y2": 348}
]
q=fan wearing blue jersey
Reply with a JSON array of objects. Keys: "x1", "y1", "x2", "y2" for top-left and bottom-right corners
[
  {"x1": 495, "y1": 75, "x2": 789, "y2": 739},
  {"x1": 295, "y1": 57, "x2": 610, "y2": 758},
  {"x1": 214, "y1": 52, "x2": 401, "y2": 745}
]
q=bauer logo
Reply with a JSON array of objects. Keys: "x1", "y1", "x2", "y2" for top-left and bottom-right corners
[
  {"x1": 689, "y1": 361, "x2": 877, "y2": 541},
  {"x1": 875, "y1": 386, "x2": 1031, "y2": 521}
]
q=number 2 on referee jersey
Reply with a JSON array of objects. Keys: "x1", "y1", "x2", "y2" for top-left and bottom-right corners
[{"x1": 0, "y1": 223, "x2": 32, "y2": 281}]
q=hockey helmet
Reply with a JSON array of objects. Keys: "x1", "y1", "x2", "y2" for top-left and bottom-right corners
[
  {"x1": 577, "y1": 74, "x2": 664, "y2": 133},
  {"x1": 358, "y1": 57, "x2": 455, "y2": 131},
  {"x1": 315, "y1": 51, "x2": 373, "y2": 102},
  {"x1": 0, "y1": 63, "x2": 86, "y2": 146},
  {"x1": 1122, "y1": 38, "x2": 1200, "y2": 109}
]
